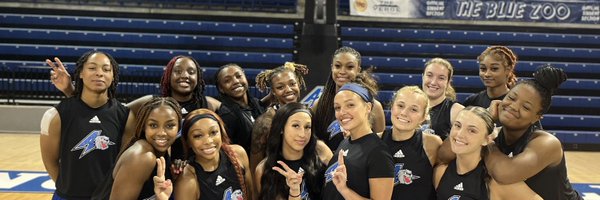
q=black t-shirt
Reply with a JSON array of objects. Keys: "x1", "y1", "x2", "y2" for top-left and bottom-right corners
[
  {"x1": 437, "y1": 160, "x2": 489, "y2": 200},
  {"x1": 55, "y1": 97, "x2": 129, "y2": 199},
  {"x1": 280, "y1": 157, "x2": 325, "y2": 200},
  {"x1": 218, "y1": 95, "x2": 265, "y2": 154},
  {"x1": 495, "y1": 127, "x2": 582, "y2": 200},
  {"x1": 322, "y1": 133, "x2": 394, "y2": 200},
  {"x1": 191, "y1": 150, "x2": 244, "y2": 200},
  {"x1": 462, "y1": 90, "x2": 506, "y2": 108},
  {"x1": 425, "y1": 98, "x2": 455, "y2": 140},
  {"x1": 382, "y1": 129, "x2": 436, "y2": 200}
]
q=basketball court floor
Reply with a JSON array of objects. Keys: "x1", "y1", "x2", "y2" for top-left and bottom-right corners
[{"x1": 1, "y1": 133, "x2": 599, "y2": 200}]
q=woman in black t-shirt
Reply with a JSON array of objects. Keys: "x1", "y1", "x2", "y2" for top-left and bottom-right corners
[
  {"x1": 322, "y1": 82, "x2": 394, "y2": 200},
  {"x1": 255, "y1": 102, "x2": 332, "y2": 200},
  {"x1": 463, "y1": 46, "x2": 518, "y2": 108}
]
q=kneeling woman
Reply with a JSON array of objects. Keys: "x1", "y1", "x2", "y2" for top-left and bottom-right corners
[
  {"x1": 176, "y1": 109, "x2": 254, "y2": 200},
  {"x1": 255, "y1": 102, "x2": 332, "y2": 199}
]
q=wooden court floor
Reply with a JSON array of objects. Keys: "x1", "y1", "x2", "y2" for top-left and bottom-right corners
[{"x1": 1, "y1": 133, "x2": 599, "y2": 200}]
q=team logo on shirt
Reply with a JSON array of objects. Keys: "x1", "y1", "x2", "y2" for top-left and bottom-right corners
[
  {"x1": 324, "y1": 162, "x2": 339, "y2": 183},
  {"x1": 222, "y1": 186, "x2": 243, "y2": 200},
  {"x1": 394, "y1": 163, "x2": 420, "y2": 185},
  {"x1": 300, "y1": 180, "x2": 310, "y2": 200},
  {"x1": 71, "y1": 130, "x2": 115, "y2": 159},
  {"x1": 327, "y1": 120, "x2": 343, "y2": 139},
  {"x1": 449, "y1": 195, "x2": 461, "y2": 200}
]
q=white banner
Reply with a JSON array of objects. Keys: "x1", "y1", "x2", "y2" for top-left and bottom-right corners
[
  {"x1": 349, "y1": 0, "x2": 422, "y2": 18},
  {"x1": 347, "y1": 0, "x2": 599, "y2": 24}
]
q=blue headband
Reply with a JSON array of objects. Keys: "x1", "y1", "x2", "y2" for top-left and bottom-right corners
[{"x1": 338, "y1": 83, "x2": 373, "y2": 103}]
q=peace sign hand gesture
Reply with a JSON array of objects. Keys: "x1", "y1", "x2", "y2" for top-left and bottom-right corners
[
  {"x1": 272, "y1": 160, "x2": 304, "y2": 197},
  {"x1": 46, "y1": 57, "x2": 74, "y2": 96},
  {"x1": 153, "y1": 157, "x2": 173, "y2": 200}
]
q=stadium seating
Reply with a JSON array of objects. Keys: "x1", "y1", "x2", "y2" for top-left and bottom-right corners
[
  {"x1": 339, "y1": 22, "x2": 600, "y2": 146},
  {"x1": 342, "y1": 27, "x2": 600, "y2": 46},
  {"x1": 373, "y1": 73, "x2": 600, "y2": 91},
  {"x1": 360, "y1": 56, "x2": 600, "y2": 75},
  {"x1": 8, "y1": 0, "x2": 298, "y2": 13},
  {"x1": 0, "y1": 13, "x2": 296, "y2": 35},
  {"x1": 0, "y1": 28, "x2": 294, "y2": 49},
  {"x1": 343, "y1": 41, "x2": 600, "y2": 60},
  {"x1": 0, "y1": 44, "x2": 292, "y2": 64}
]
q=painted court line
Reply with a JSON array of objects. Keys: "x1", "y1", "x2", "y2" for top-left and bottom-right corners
[{"x1": 1, "y1": 170, "x2": 599, "y2": 199}]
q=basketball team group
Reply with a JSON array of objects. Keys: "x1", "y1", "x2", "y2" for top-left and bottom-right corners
[{"x1": 39, "y1": 45, "x2": 583, "y2": 200}]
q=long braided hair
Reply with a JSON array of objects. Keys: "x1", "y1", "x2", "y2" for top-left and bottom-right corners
[
  {"x1": 478, "y1": 46, "x2": 518, "y2": 88},
  {"x1": 118, "y1": 97, "x2": 182, "y2": 157},
  {"x1": 313, "y1": 46, "x2": 364, "y2": 142},
  {"x1": 72, "y1": 50, "x2": 120, "y2": 99},
  {"x1": 181, "y1": 109, "x2": 249, "y2": 199},
  {"x1": 159, "y1": 55, "x2": 208, "y2": 108}
]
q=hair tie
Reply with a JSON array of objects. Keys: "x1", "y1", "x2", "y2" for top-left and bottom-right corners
[{"x1": 284, "y1": 62, "x2": 296, "y2": 72}]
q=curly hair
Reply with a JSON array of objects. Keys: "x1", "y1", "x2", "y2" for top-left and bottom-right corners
[
  {"x1": 180, "y1": 109, "x2": 249, "y2": 200},
  {"x1": 478, "y1": 46, "x2": 518, "y2": 88},
  {"x1": 72, "y1": 51, "x2": 119, "y2": 99},
  {"x1": 255, "y1": 62, "x2": 309, "y2": 93},
  {"x1": 259, "y1": 102, "x2": 324, "y2": 200},
  {"x1": 159, "y1": 55, "x2": 207, "y2": 107}
]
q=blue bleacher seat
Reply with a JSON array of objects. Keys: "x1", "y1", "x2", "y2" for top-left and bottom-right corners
[
  {"x1": 0, "y1": 28, "x2": 293, "y2": 49},
  {"x1": 342, "y1": 27, "x2": 600, "y2": 46},
  {"x1": 378, "y1": 90, "x2": 600, "y2": 109},
  {"x1": 384, "y1": 110, "x2": 600, "y2": 129},
  {"x1": 541, "y1": 114, "x2": 600, "y2": 129},
  {"x1": 551, "y1": 130, "x2": 600, "y2": 144},
  {"x1": 0, "y1": 60, "x2": 270, "y2": 83},
  {"x1": 361, "y1": 56, "x2": 600, "y2": 74},
  {"x1": 0, "y1": 44, "x2": 292, "y2": 65},
  {"x1": 0, "y1": 13, "x2": 295, "y2": 35},
  {"x1": 343, "y1": 41, "x2": 600, "y2": 59},
  {"x1": 374, "y1": 73, "x2": 600, "y2": 91}
]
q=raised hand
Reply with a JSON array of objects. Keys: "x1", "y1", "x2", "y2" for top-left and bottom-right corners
[
  {"x1": 46, "y1": 57, "x2": 74, "y2": 96},
  {"x1": 153, "y1": 157, "x2": 173, "y2": 200},
  {"x1": 171, "y1": 158, "x2": 188, "y2": 179},
  {"x1": 332, "y1": 151, "x2": 348, "y2": 192},
  {"x1": 272, "y1": 160, "x2": 304, "y2": 196},
  {"x1": 488, "y1": 100, "x2": 502, "y2": 122}
]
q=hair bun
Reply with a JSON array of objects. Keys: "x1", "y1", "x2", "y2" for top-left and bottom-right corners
[{"x1": 533, "y1": 64, "x2": 567, "y2": 94}]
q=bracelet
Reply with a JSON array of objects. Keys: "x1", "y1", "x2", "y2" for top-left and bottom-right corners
[{"x1": 289, "y1": 192, "x2": 301, "y2": 198}]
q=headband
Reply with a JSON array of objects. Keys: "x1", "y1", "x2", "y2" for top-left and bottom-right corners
[
  {"x1": 291, "y1": 108, "x2": 312, "y2": 117},
  {"x1": 181, "y1": 113, "x2": 219, "y2": 136},
  {"x1": 339, "y1": 83, "x2": 373, "y2": 103}
]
